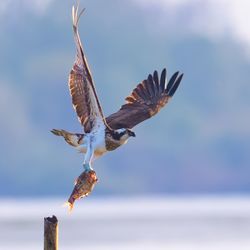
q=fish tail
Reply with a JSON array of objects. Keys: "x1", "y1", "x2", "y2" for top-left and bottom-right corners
[{"x1": 63, "y1": 201, "x2": 74, "y2": 212}]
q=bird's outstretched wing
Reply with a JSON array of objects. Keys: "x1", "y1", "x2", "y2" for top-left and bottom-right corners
[
  {"x1": 69, "y1": 4, "x2": 107, "y2": 133},
  {"x1": 106, "y1": 69, "x2": 183, "y2": 129}
]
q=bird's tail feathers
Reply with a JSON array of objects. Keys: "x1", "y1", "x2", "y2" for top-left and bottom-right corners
[{"x1": 51, "y1": 129, "x2": 84, "y2": 147}]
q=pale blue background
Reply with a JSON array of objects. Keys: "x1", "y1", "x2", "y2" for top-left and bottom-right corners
[{"x1": 0, "y1": 0, "x2": 249, "y2": 197}]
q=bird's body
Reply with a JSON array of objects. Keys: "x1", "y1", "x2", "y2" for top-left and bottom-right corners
[
  {"x1": 52, "y1": 2, "x2": 183, "y2": 172},
  {"x1": 52, "y1": 126, "x2": 131, "y2": 161}
]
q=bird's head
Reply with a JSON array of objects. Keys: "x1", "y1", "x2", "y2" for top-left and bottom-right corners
[
  {"x1": 113, "y1": 128, "x2": 136, "y2": 142},
  {"x1": 126, "y1": 128, "x2": 136, "y2": 138}
]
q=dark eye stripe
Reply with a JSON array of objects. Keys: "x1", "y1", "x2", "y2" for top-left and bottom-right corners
[{"x1": 119, "y1": 131, "x2": 126, "y2": 137}]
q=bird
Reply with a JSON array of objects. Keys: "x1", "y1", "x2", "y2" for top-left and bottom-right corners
[{"x1": 51, "y1": 3, "x2": 183, "y2": 172}]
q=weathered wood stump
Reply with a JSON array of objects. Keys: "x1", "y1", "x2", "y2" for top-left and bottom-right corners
[{"x1": 44, "y1": 215, "x2": 58, "y2": 250}]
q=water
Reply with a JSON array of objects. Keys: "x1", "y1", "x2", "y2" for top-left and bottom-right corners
[{"x1": 0, "y1": 196, "x2": 250, "y2": 249}]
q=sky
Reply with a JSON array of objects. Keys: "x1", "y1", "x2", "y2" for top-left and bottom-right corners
[
  {"x1": 0, "y1": 0, "x2": 249, "y2": 197},
  {"x1": 135, "y1": 0, "x2": 250, "y2": 51}
]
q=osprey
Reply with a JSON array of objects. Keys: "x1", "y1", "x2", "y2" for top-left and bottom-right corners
[{"x1": 52, "y1": 4, "x2": 183, "y2": 172}]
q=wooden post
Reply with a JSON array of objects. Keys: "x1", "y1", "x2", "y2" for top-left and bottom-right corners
[{"x1": 44, "y1": 215, "x2": 58, "y2": 250}]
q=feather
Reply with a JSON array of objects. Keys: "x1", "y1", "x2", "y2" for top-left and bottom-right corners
[
  {"x1": 160, "y1": 68, "x2": 167, "y2": 91},
  {"x1": 106, "y1": 69, "x2": 183, "y2": 129},
  {"x1": 153, "y1": 70, "x2": 160, "y2": 94},
  {"x1": 69, "y1": 3, "x2": 108, "y2": 133},
  {"x1": 169, "y1": 74, "x2": 183, "y2": 97}
]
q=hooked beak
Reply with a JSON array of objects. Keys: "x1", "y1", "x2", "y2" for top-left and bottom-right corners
[{"x1": 128, "y1": 130, "x2": 136, "y2": 137}]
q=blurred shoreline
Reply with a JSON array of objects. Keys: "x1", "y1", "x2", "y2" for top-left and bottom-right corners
[{"x1": 1, "y1": 196, "x2": 250, "y2": 250}]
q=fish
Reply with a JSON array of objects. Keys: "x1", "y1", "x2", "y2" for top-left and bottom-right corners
[{"x1": 65, "y1": 169, "x2": 98, "y2": 211}]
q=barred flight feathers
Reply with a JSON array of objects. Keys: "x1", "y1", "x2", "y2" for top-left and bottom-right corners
[
  {"x1": 106, "y1": 69, "x2": 183, "y2": 129},
  {"x1": 69, "y1": 4, "x2": 107, "y2": 133}
]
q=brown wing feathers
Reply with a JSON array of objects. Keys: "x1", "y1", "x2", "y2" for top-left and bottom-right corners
[
  {"x1": 69, "y1": 5, "x2": 107, "y2": 133},
  {"x1": 106, "y1": 69, "x2": 183, "y2": 129},
  {"x1": 128, "y1": 69, "x2": 183, "y2": 111}
]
